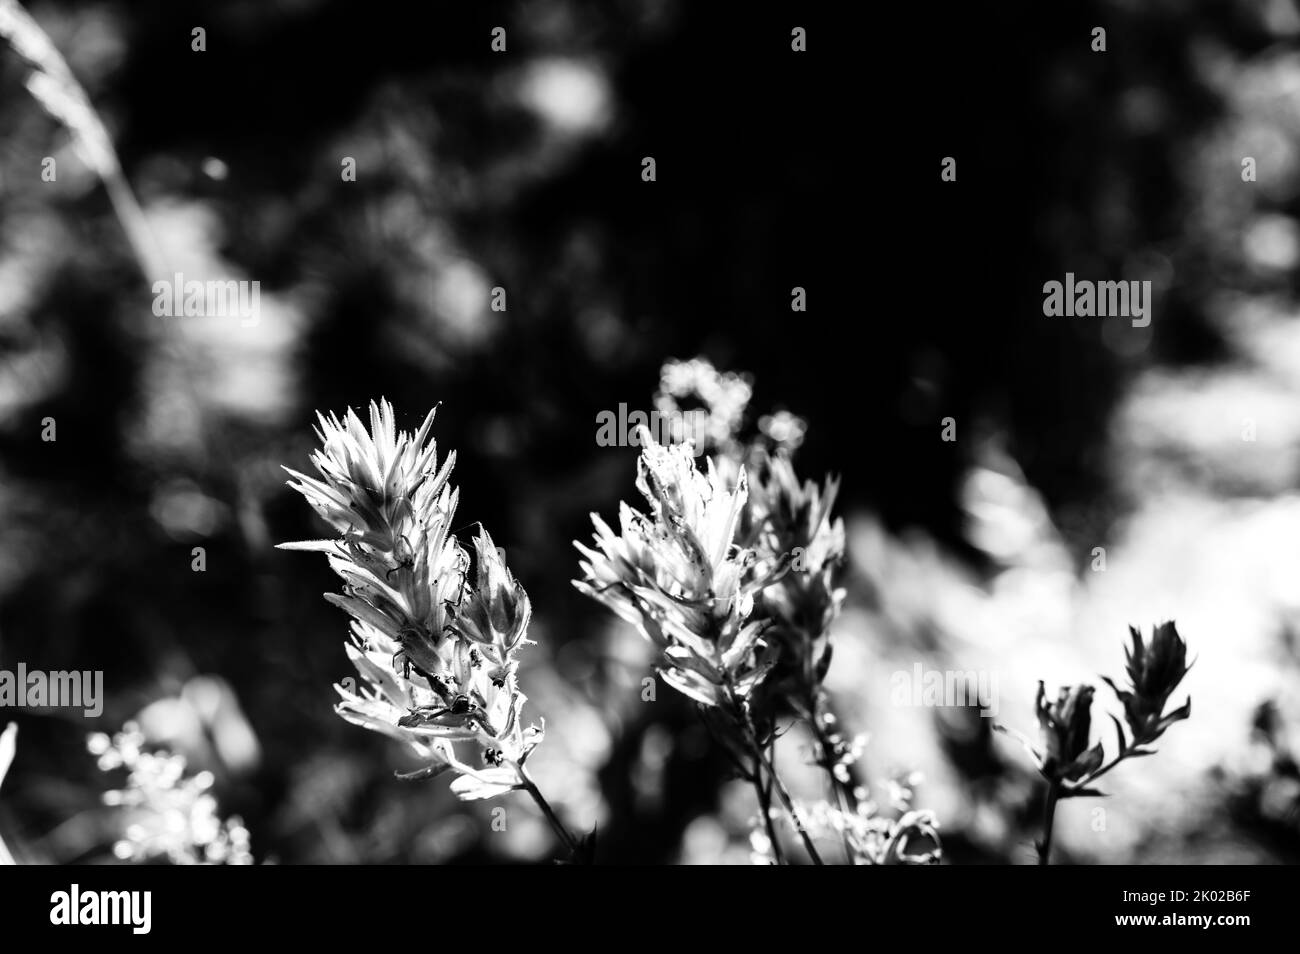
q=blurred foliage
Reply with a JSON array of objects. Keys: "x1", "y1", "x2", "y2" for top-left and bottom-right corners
[{"x1": 0, "y1": 0, "x2": 1298, "y2": 864}]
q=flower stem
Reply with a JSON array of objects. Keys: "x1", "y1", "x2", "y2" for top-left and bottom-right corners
[
  {"x1": 739, "y1": 721, "x2": 824, "y2": 866},
  {"x1": 1083, "y1": 752, "x2": 1129, "y2": 786},
  {"x1": 514, "y1": 763, "x2": 581, "y2": 860},
  {"x1": 828, "y1": 775, "x2": 856, "y2": 865},
  {"x1": 1037, "y1": 781, "x2": 1060, "y2": 865},
  {"x1": 757, "y1": 744, "x2": 825, "y2": 866},
  {"x1": 724, "y1": 686, "x2": 824, "y2": 865},
  {"x1": 801, "y1": 694, "x2": 859, "y2": 864},
  {"x1": 752, "y1": 746, "x2": 787, "y2": 865}
]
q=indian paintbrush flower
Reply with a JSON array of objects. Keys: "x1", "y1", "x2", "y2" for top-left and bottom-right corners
[
  {"x1": 740, "y1": 447, "x2": 866, "y2": 825},
  {"x1": 999, "y1": 622, "x2": 1195, "y2": 863},
  {"x1": 744, "y1": 449, "x2": 846, "y2": 639},
  {"x1": 575, "y1": 429, "x2": 780, "y2": 707},
  {"x1": 1034, "y1": 682, "x2": 1104, "y2": 786},
  {"x1": 576, "y1": 428, "x2": 829, "y2": 862},
  {"x1": 454, "y1": 528, "x2": 533, "y2": 679},
  {"x1": 280, "y1": 400, "x2": 551, "y2": 806},
  {"x1": 743, "y1": 449, "x2": 846, "y2": 711},
  {"x1": 577, "y1": 360, "x2": 942, "y2": 864},
  {"x1": 1102, "y1": 621, "x2": 1192, "y2": 748}
]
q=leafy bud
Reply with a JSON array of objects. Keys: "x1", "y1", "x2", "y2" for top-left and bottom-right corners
[
  {"x1": 1035, "y1": 682, "x2": 1104, "y2": 783},
  {"x1": 1102, "y1": 621, "x2": 1192, "y2": 746}
]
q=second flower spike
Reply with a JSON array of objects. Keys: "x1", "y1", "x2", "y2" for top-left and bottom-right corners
[{"x1": 574, "y1": 428, "x2": 779, "y2": 707}]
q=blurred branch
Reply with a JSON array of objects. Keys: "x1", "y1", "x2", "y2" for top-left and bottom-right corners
[
  {"x1": 0, "y1": 0, "x2": 166, "y2": 281},
  {"x1": 0, "y1": 723, "x2": 17, "y2": 865}
]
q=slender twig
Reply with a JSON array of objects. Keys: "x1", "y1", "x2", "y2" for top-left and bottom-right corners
[
  {"x1": 814, "y1": 723, "x2": 860, "y2": 808},
  {"x1": 726, "y1": 681, "x2": 826, "y2": 865},
  {"x1": 0, "y1": 0, "x2": 167, "y2": 282},
  {"x1": 514, "y1": 763, "x2": 580, "y2": 859},
  {"x1": 101, "y1": 161, "x2": 167, "y2": 282},
  {"x1": 752, "y1": 746, "x2": 786, "y2": 865},
  {"x1": 800, "y1": 693, "x2": 858, "y2": 863},
  {"x1": 757, "y1": 746, "x2": 824, "y2": 866},
  {"x1": 739, "y1": 715, "x2": 824, "y2": 866},
  {"x1": 1036, "y1": 741, "x2": 1142, "y2": 864},
  {"x1": 827, "y1": 771, "x2": 856, "y2": 865},
  {"x1": 0, "y1": 722, "x2": 15, "y2": 864},
  {"x1": 1083, "y1": 749, "x2": 1135, "y2": 787},
  {"x1": 699, "y1": 704, "x2": 788, "y2": 864},
  {"x1": 1037, "y1": 781, "x2": 1060, "y2": 865}
]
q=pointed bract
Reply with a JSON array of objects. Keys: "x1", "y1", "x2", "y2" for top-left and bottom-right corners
[{"x1": 282, "y1": 400, "x2": 545, "y2": 800}]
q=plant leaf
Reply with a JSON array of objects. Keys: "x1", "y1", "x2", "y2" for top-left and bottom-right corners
[
  {"x1": 395, "y1": 761, "x2": 452, "y2": 781},
  {"x1": 1108, "y1": 713, "x2": 1128, "y2": 755}
]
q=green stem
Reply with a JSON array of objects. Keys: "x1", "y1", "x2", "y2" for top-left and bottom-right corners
[
  {"x1": 828, "y1": 773, "x2": 856, "y2": 865},
  {"x1": 102, "y1": 160, "x2": 168, "y2": 282},
  {"x1": 1084, "y1": 752, "x2": 1129, "y2": 786},
  {"x1": 803, "y1": 695, "x2": 859, "y2": 864},
  {"x1": 1038, "y1": 781, "x2": 1061, "y2": 865},
  {"x1": 747, "y1": 724, "x2": 824, "y2": 866},
  {"x1": 514, "y1": 763, "x2": 581, "y2": 859},
  {"x1": 752, "y1": 747, "x2": 786, "y2": 865}
]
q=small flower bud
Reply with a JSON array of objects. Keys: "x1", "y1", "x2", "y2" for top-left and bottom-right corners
[
  {"x1": 1035, "y1": 682, "x2": 1104, "y2": 783},
  {"x1": 456, "y1": 529, "x2": 532, "y2": 657},
  {"x1": 1103, "y1": 621, "x2": 1192, "y2": 745}
]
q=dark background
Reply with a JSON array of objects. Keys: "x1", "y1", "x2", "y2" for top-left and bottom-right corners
[{"x1": 0, "y1": 0, "x2": 1296, "y2": 864}]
